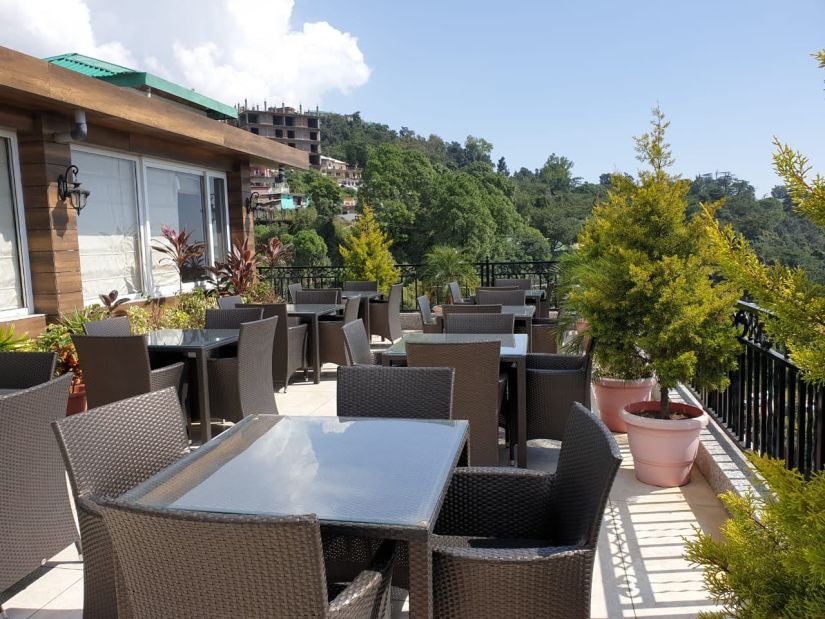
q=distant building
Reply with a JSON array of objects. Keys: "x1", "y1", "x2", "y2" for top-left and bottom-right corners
[
  {"x1": 320, "y1": 155, "x2": 362, "y2": 190},
  {"x1": 237, "y1": 104, "x2": 321, "y2": 168}
]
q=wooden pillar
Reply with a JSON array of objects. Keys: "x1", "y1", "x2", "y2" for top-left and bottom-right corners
[{"x1": 227, "y1": 161, "x2": 253, "y2": 247}]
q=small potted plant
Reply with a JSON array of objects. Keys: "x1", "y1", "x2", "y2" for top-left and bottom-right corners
[{"x1": 565, "y1": 108, "x2": 741, "y2": 486}]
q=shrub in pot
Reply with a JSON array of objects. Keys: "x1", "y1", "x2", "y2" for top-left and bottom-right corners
[{"x1": 564, "y1": 107, "x2": 741, "y2": 486}]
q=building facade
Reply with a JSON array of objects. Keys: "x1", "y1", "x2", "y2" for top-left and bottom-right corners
[
  {"x1": 320, "y1": 155, "x2": 362, "y2": 190},
  {"x1": 237, "y1": 105, "x2": 321, "y2": 168}
]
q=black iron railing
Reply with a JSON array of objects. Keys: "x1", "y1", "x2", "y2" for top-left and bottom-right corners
[
  {"x1": 259, "y1": 258, "x2": 559, "y2": 311},
  {"x1": 691, "y1": 301, "x2": 824, "y2": 476}
]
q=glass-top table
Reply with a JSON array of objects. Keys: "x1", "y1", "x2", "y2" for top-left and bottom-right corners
[
  {"x1": 502, "y1": 305, "x2": 536, "y2": 318},
  {"x1": 123, "y1": 414, "x2": 468, "y2": 618},
  {"x1": 286, "y1": 305, "x2": 344, "y2": 383}
]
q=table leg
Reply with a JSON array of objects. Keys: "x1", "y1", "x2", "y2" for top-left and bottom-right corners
[
  {"x1": 311, "y1": 315, "x2": 321, "y2": 384},
  {"x1": 360, "y1": 296, "x2": 371, "y2": 341},
  {"x1": 196, "y1": 349, "x2": 212, "y2": 443},
  {"x1": 407, "y1": 540, "x2": 433, "y2": 618},
  {"x1": 516, "y1": 357, "x2": 527, "y2": 468}
]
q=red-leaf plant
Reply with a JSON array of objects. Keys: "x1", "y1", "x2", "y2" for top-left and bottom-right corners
[
  {"x1": 152, "y1": 225, "x2": 205, "y2": 292},
  {"x1": 258, "y1": 236, "x2": 293, "y2": 268},
  {"x1": 209, "y1": 238, "x2": 258, "y2": 295}
]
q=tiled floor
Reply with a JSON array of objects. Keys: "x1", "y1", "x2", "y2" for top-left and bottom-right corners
[{"x1": 2, "y1": 340, "x2": 729, "y2": 618}]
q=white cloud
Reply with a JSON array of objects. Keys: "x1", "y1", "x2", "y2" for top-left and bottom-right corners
[{"x1": 0, "y1": 0, "x2": 370, "y2": 107}]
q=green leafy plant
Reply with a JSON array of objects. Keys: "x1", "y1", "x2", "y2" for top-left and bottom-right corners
[
  {"x1": 562, "y1": 107, "x2": 742, "y2": 416},
  {"x1": 421, "y1": 245, "x2": 480, "y2": 303},
  {"x1": 30, "y1": 323, "x2": 81, "y2": 386},
  {"x1": 0, "y1": 324, "x2": 28, "y2": 351},
  {"x1": 209, "y1": 239, "x2": 258, "y2": 296},
  {"x1": 242, "y1": 281, "x2": 280, "y2": 304},
  {"x1": 152, "y1": 225, "x2": 205, "y2": 292},
  {"x1": 685, "y1": 455, "x2": 825, "y2": 618},
  {"x1": 339, "y1": 205, "x2": 400, "y2": 293}
]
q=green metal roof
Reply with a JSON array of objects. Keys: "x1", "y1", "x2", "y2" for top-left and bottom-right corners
[{"x1": 45, "y1": 53, "x2": 238, "y2": 120}]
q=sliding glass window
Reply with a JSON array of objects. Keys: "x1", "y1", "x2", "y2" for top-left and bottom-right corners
[{"x1": 0, "y1": 134, "x2": 26, "y2": 313}]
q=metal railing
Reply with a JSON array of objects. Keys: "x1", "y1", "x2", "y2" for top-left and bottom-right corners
[
  {"x1": 691, "y1": 301, "x2": 824, "y2": 476},
  {"x1": 259, "y1": 258, "x2": 559, "y2": 311}
]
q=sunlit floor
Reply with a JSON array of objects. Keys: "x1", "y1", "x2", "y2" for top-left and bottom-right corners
[{"x1": 2, "y1": 339, "x2": 728, "y2": 618}]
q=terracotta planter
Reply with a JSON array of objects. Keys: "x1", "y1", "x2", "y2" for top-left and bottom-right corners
[
  {"x1": 66, "y1": 385, "x2": 87, "y2": 416},
  {"x1": 575, "y1": 319, "x2": 589, "y2": 334},
  {"x1": 620, "y1": 401, "x2": 708, "y2": 487},
  {"x1": 592, "y1": 377, "x2": 656, "y2": 432}
]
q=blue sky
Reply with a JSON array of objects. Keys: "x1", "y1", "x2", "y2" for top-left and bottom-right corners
[{"x1": 292, "y1": 0, "x2": 825, "y2": 194}]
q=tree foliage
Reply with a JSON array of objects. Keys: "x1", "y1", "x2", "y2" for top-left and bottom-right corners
[
  {"x1": 339, "y1": 205, "x2": 400, "y2": 292},
  {"x1": 421, "y1": 245, "x2": 480, "y2": 299}
]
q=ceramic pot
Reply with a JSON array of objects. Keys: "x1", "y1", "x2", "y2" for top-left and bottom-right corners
[
  {"x1": 66, "y1": 384, "x2": 87, "y2": 416},
  {"x1": 620, "y1": 401, "x2": 708, "y2": 487},
  {"x1": 592, "y1": 377, "x2": 656, "y2": 432}
]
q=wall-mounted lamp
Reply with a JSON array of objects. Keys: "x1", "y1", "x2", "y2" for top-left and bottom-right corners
[
  {"x1": 246, "y1": 192, "x2": 260, "y2": 212},
  {"x1": 57, "y1": 165, "x2": 90, "y2": 214}
]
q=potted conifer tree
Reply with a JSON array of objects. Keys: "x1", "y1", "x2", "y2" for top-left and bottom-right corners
[{"x1": 566, "y1": 107, "x2": 741, "y2": 486}]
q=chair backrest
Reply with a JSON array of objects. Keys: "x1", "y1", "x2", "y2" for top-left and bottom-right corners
[
  {"x1": 417, "y1": 295, "x2": 435, "y2": 325},
  {"x1": 407, "y1": 341, "x2": 500, "y2": 466},
  {"x1": 337, "y1": 366, "x2": 454, "y2": 419},
  {"x1": 476, "y1": 286, "x2": 518, "y2": 292},
  {"x1": 443, "y1": 313, "x2": 515, "y2": 334},
  {"x1": 86, "y1": 497, "x2": 329, "y2": 618},
  {"x1": 72, "y1": 335, "x2": 153, "y2": 409},
  {"x1": 0, "y1": 351, "x2": 57, "y2": 389},
  {"x1": 343, "y1": 295, "x2": 361, "y2": 323},
  {"x1": 386, "y1": 283, "x2": 402, "y2": 311},
  {"x1": 549, "y1": 403, "x2": 621, "y2": 548},
  {"x1": 217, "y1": 295, "x2": 243, "y2": 310},
  {"x1": 441, "y1": 304, "x2": 502, "y2": 315},
  {"x1": 237, "y1": 303, "x2": 302, "y2": 388},
  {"x1": 1, "y1": 373, "x2": 76, "y2": 592},
  {"x1": 294, "y1": 288, "x2": 341, "y2": 304},
  {"x1": 343, "y1": 280, "x2": 378, "y2": 292},
  {"x1": 494, "y1": 278, "x2": 532, "y2": 290},
  {"x1": 84, "y1": 316, "x2": 131, "y2": 336},
  {"x1": 204, "y1": 308, "x2": 264, "y2": 329},
  {"x1": 287, "y1": 282, "x2": 303, "y2": 303},
  {"x1": 531, "y1": 318, "x2": 559, "y2": 354},
  {"x1": 236, "y1": 316, "x2": 279, "y2": 416},
  {"x1": 447, "y1": 281, "x2": 464, "y2": 304},
  {"x1": 476, "y1": 289, "x2": 527, "y2": 306},
  {"x1": 341, "y1": 319, "x2": 374, "y2": 365},
  {"x1": 525, "y1": 352, "x2": 590, "y2": 440}
]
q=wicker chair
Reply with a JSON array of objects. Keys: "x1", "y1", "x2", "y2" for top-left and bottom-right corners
[
  {"x1": 288, "y1": 282, "x2": 303, "y2": 303},
  {"x1": 494, "y1": 278, "x2": 532, "y2": 290},
  {"x1": 343, "y1": 280, "x2": 378, "y2": 292},
  {"x1": 294, "y1": 288, "x2": 342, "y2": 304},
  {"x1": 476, "y1": 288, "x2": 527, "y2": 306},
  {"x1": 0, "y1": 351, "x2": 57, "y2": 389},
  {"x1": 51, "y1": 387, "x2": 190, "y2": 619},
  {"x1": 447, "y1": 281, "x2": 471, "y2": 304},
  {"x1": 72, "y1": 335, "x2": 185, "y2": 409},
  {"x1": 1, "y1": 373, "x2": 77, "y2": 600},
  {"x1": 526, "y1": 347, "x2": 593, "y2": 441},
  {"x1": 531, "y1": 318, "x2": 560, "y2": 354},
  {"x1": 369, "y1": 284, "x2": 403, "y2": 342},
  {"x1": 416, "y1": 295, "x2": 442, "y2": 333},
  {"x1": 341, "y1": 319, "x2": 379, "y2": 366},
  {"x1": 443, "y1": 313, "x2": 515, "y2": 334},
  {"x1": 407, "y1": 341, "x2": 501, "y2": 466},
  {"x1": 216, "y1": 295, "x2": 243, "y2": 310},
  {"x1": 83, "y1": 496, "x2": 395, "y2": 619},
  {"x1": 84, "y1": 316, "x2": 131, "y2": 336},
  {"x1": 204, "y1": 308, "x2": 264, "y2": 329},
  {"x1": 207, "y1": 316, "x2": 278, "y2": 423},
  {"x1": 441, "y1": 304, "x2": 502, "y2": 315},
  {"x1": 431, "y1": 403, "x2": 622, "y2": 618},
  {"x1": 337, "y1": 366, "x2": 454, "y2": 419},
  {"x1": 317, "y1": 296, "x2": 361, "y2": 366}
]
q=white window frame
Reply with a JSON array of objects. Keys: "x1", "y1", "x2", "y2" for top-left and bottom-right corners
[{"x1": 0, "y1": 128, "x2": 34, "y2": 318}]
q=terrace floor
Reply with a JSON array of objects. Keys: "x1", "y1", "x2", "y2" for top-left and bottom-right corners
[{"x1": 3, "y1": 338, "x2": 729, "y2": 618}]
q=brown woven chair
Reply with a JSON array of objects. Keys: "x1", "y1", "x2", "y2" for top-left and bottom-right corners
[
  {"x1": 407, "y1": 341, "x2": 501, "y2": 466},
  {"x1": 341, "y1": 319, "x2": 379, "y2": 366},
  {"x1": 447, "y1": 281, "x2": 471, "y2": 305},
  {"x1": 72, "y1": 335, "x2": 185, "y2": 409},
  {"x1": 369, "y1": 284, "x2": 403, "y2": 342},
  {"x1": 431, "y1": 403, "x2": 621, "y2": 618},
  {"x1": 0, "y1": 351, "x2": 57, "y2": 389},
  {"x1": 441, "y1": 304, "x2": 502, "y2": 315},
  {"x1": 416, "y1": 295, "x2": 442, "y2": 333},
  {"x1": 526, "y1": 346, "x2": 593, "y2": 441},
  {"x1": 344, "y1": 280, "x2": 378, "y2": 292},
  {"x1": 207, "y1": 316, "x2": 278, "y2": 422},
  {"x1": 531, "y1": 317, "x2": 560, "y2": 354},
  {"x1": 494, "y1": 278, "x2": 532, "y2": 290},
  {"x1": 288, "y1": 282, "x2": 303, "y2": 303},
  {"x1": 84, "y1": 316, "x2": 131, "y2": 336},
  {"x1": 337, "y1": 366, "x2": 454, "y2": 419},
  {"x1": 83, "y1": 495, "x2": 395, "y2": 619},
  {"x1": 216, "y1": 294, "x2": 243, "y2": 310},
  {"x1": 51, "y1": 387, "x2": 190, "y2": 619},
  {"x1": 317, "y1": 296, "x2": 361, "y2": 366},
  {"x1": 238, "y1": 303, "x2": 308, "y2": 392},
  {"x1": 443, "y1": 313, "x2": 515, "y2": 334},
  {"x1": 295, "y1": 288, "x2": 342, "y2": 304},
  {"x1": 1, "y1": 373, "x2": 77, "y2": 600},
  {"x1": 204, "y1": 307, "x2": 264, "y2": 329},
  {"x1": 476, "y1": 288, "x2": 527, "y2": 306}
]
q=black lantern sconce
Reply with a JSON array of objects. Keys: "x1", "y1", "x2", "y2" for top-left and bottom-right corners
[{"x1": 57, "y1": 165, "x2": 90, "y2": 214}]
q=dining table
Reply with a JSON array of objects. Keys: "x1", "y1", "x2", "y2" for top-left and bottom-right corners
[
  {"x1": 382, "y1": 332, "x2": 530, "y2": 467},
  {"x1": 122, "y1": 414, "x2": 469, "y2": 619},
  {"x1": 145, "y1": 328, "x2": 239, "y2": 444},
  {"x1": 286, "y1": 304, "x2": 344, "y2": 383},
  {"x1": 341, "y1": 290, "x2": 383, "y2": 337},
  {"x1": 502, "y1": 304, "x2": 535, "y2": 350}
]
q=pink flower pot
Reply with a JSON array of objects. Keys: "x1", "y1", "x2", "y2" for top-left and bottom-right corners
[
  {"x1": 593, "y1": 377, "x2": 656, "y2": 432},
  {"x1": 620, "y1": 401, "x2": 709, "y2": 487}
]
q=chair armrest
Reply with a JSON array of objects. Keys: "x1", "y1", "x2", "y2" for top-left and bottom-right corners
[
  {"x1": 434, "y1": 543, "x2": 589, "y2": 564},
  {"x1": 149, "y1": 362, "x2": 185, "y2": 393},
  {"x1": 328, "y1": 540, "x2": 395, "y2": 619},
  {"x1": 435, "y1": 468, "x2": 553, "y2": 539},
  {"x1": 526, "y1": 353, "x2": 585, "y2": 371}
]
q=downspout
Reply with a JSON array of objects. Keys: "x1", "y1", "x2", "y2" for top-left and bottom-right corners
[{"x1": 53, "y1": 110, "x2": 88, "y2": 143}]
